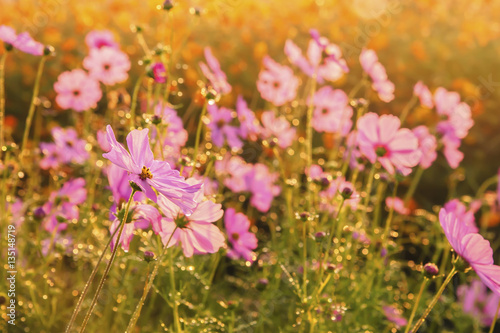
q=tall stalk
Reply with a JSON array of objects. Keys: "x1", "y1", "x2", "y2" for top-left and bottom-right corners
[
  {"x1": 78, "y1": 189, "x2": 137, "y2": 332},
  {"x1": 0, "y1": 53, "x2": 7, "y2": 158},
  {"x1": 20, "y1": 55, "x2": 47, "y2": 158},
  {"x1": 190, "y1": 101, "x2": 207, "y2": 177},
  {"x1": 404, "y1": 278, "x2": 428, "y2": 333}
]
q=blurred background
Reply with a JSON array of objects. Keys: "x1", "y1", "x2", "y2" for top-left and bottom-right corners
[{"x1": 2, "y1": 0, "x2": 500, "y2": 207}]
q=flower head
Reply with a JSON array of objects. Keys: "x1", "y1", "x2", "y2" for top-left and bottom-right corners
[
  {"x1": 412, "y1": 125, "x2": 437, "y2": 169},
  {"x1": 40, "y1": 127, "x2": 89, "y2": 169},
  {"x1": 102, "y1": 125, "x2": 201, "y2": 214},
  {"x1": 260, "y1": 111, "x2": 296, "y2": 149},
  {"x1": 158, "y1": 182, "x2": 225, "y2": 257},
  {"x1": 360, "y1": 49, "x2": 394, "y2": 102},
  {"x1": 356, "y1": 113, "x2": 421, "y2": 175},
  {"x1": 0, "y1": 25, "x2": 17, "y2": 45},
  {"x1": 413, "y1": 81, "x2": 434, "y2": 108},
  {"x1": 383, "y1": 305, "x2": 407, "y2": 328},
  {"x1": 439, "y1": 209, "x2": 500, "y2": 295},
  {"x1": 54, "y1": 69, "x2": 102, "y2": 111},
  {"x1": 458, "y1": 279, "x2": 500, "y2": 326},
  {"x1": 199, "y1": 47, "x2": 231, "y2": 95},
  {"x1": 225, "y1": 208, "x2": 257, "y2": 262},
  {"x1": 13, "y1": 32, "x2": 44, "y2": 56},
  {"x1": 83, "y1": 47, "x2": 131, "y2": 85},
  {"x1": 85, "y1": 30, "x2": 119, "y2": 50},
  {"x1": 207, "y1": 104, "x2": 243, "y2": 149},
  {"x1": 257, "y1": 56, "x2": 299, "y2": 106},
  {"x1": 148, "y1": 62, "x2": 167, "y2": 83},
  {"x1": 236, "y1": 96, "x2": 261, "y2": 141},
  {"x1": 311, "y1": 86, "x2": 353, "y2": 135}
]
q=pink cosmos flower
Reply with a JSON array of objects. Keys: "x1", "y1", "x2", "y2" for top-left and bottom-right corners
[
  {"x1": 83, "y1": 47, "x2": 131, "y2": 85},
  {"x1": 158, "y1": 182, "x2": 225, "y2": 257},
  {"x1": 441, "y1": 134, "x2": 464, "y2": 169},
  {"x1": 225, "y1": 208, "x2": 258, "y2": 262},
  {"x1": 54, "y1": 69, "x2": 102, "y2": 111},
  {"x1": 260, "y1": 111, "x2": 296, "y2": 149},
  {"x1": 385, "y1": 197, "x2": 410, "y2": 215},
  {"x1": 383, "y1": 305, "x2": 408, "y2": 328},
  {"x1": 310, "y1": 86, "x2": 353, "y2": 135},
  {"x1": 257, "y1": 56, "x2": 299, "y2": 106},
  {"x1": 356, "y1": 113, "x2": 421, "y2": 175},
  {"x1": 85, "y1": 30, "x2": 119, "y2": 50},
  {"x1": 199, "y1": 47, "x2": 231, "y2": 94},
  {"x1": 439, "y1": 209, "x2": 500, "y2": 295},
  {"x1": 13, "y1": 32, "x2": 44, "y2": 56},
  {"x1": 207, "y1": 104, "x2": 243, "y2": 149},
  {"x1": 102, "y1": 125, "x2": 201, "y2": 214},
  {"x1": 284, "y1": 30, "x2": 348, "y2": 83},
  {"x1": 97, "y1": 129, "x2": 111, "y2": 152},
  {"x1": 149, "y1": 62, "x2": 167, "y2": 83},
  {"x1": 215, "y1": 155, "x2": 252, "y2": 193},
  {"x1": 40, "y1": 127, "x2": 89, "y2": 169},
  {"x1": 412, "y1": 125, "x2": 437, "y2": 169},
  {"x1": 150, "y1": 104, "x2": 188, "y2": 160},
  {"x1": 413, "y1": 81, "x2": 434, "y2": 108},
  {"x1": 42, "y1": 178, "x2": 87, "y2": 232},
  {"x1": 106, "y1": 164, "x2": 146, "y2": 210},
  {"x1": 443, "y1": 199, "x2": 478, "y2": 233},
  {"x1": 236, "y1": 96, "x2": 261, "y2": 141},
  {"x1": 359, "y1": 49, "x2": 395, "y2": 102},
  {"x1": 0, "y1": 25, "x2": 17, "y2": 45},
  {"x1": 458, "y1": 279, "x2": 500, "y2": 326},
  {"x1": 244, "y1": 163, "x2": 280, "y2": 213},
  {"x1": 110, "y1": 203, "x2": 162, "y2": 252}
]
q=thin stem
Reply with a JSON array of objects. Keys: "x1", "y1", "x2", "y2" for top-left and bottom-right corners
[
  {"x1": 21, "y1": 56, "x2": 47, "y2": 158},
  {"x1": 169, "y1": 245, "x2": 182, "y2": 332},
  {"x1": 0, "y1": 52, "x2": 7, "y2": 159},
  {"x1": 488, "y1": 299, "x2": 500, "y2": 333},
  {"x1": 382, "y1": 180, "x2": 399, "y2": 248},
  {"x1": 130, "y1": 73, "x2": 145, "y2": 130},
  {"x1": 190, "y1": 102, "x2": 207, "y2": 177},
  {"x1": 305, "y1": 74, "x2": 317, "y2": 212},
  {"x1": 362, "y1": 163, "x2": 377, "y2": 223},
  {"x1": 410, "y1": 266, "x2": 457, "y2": 333},
  {"x1": 404, "y1": 166, "x2": 424, "y2": 207},
  {"x1": 399, "y1": 95, "x2": 417, "y2": 124},
  {"x1": 64, "y1": 219, "x2": 123, "y2": 333},
  {"x1": 404, "y1": 278, "x2": 428, "y2": 333},
  {"x1": 78, "y1": 189, "x2": 137, "y2": 333},
  {"x1": 125, "y1": 228, "x2": 178, "y2": 333}
]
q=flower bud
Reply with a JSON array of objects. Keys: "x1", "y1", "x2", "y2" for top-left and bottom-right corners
[
  {"x1": 143, "y1": 251, "x2": 156, "y2": 262},
  {"x1": 162, "y1": 0, "x2": 174, "y2": 10},
  {"x1": 314, "y1": 231, "x2": 327, "y2": 242},
  {"x1": 43, "y1": 45, "x2": 55, "y2": 56},
  {"x1": 33, "y1": 206, "x2": 46, "y2": 221},
  {"x1": 423, "y1": 263, "x2": 439, "y2": 278},
  {"x1": 341, "y1": 187, "x2": 353, "y2": 199}
]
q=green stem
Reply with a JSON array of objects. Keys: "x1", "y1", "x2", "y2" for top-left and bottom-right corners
[
  {"x1": 382, "y1": 180, "x2": 399, "y2": 247},
  {"x1": 410, "y1": 267, "x2": 457, "y2": 333},
  {"x1": 488, "y1": 299, "x2": 500, "y2": 333},
  {"x1": 64, "y1": 216, "x2": 124, "y2": 333},
  {"x1": 306, "y1": 74, "x2": 317, "y2": 212},
  {"x1": 129, "y1": 73, "x2": 145, "y2": 130},
  {"x1": 362, "y1": 163, "x2": 377, "y2": 223},
  {"x1": 125, "y1": 228, "x2": 178, "y2": 333},
  {"x1": 399, "y1": 95, "x2": 417, "y2": 125},
  {"x1": 404, "y1": 167, "x2": 424, "y2": 207},
  {"x1": 404, "y1": 279, "x2": 428, "y2": 333},
  {"x1": 190, "y1": 102, "x2": 207, "y2": 177},
  {"x1": 21, "y1": 56, "x2": 47, "y2": 158},
  {"x1": 169, "y1": 245, "x2": 182, "y2": 332},
  {"x1": 0, "y1": 52, "x2": 7, "y2": 159},
  {"x1": 78, "y1": 189, "x2": 137, "y2": 333}
]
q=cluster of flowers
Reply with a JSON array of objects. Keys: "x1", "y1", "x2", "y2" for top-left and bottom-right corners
[{"x1": 40, "y1": 127, "x2": 89, "y2": 170}]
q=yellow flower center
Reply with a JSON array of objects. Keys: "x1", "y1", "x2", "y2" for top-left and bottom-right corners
[{"x1": 140, "y1": 166, "x2": 153, "y2": 180}]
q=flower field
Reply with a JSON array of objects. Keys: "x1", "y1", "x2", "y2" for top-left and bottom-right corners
[{"x1": 1, "y1": 1, "x2": 500, "y2": 332}]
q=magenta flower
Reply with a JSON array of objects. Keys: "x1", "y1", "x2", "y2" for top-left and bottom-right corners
[
  {"x1": 443, "y1": 199, "x2": 478, "y2": 233},
  {"x1": 0, "y1": 25, "x2": 17, "y2": 45},
  {"x1": 83, "y1": 47, "x2": 131, "y2": 85},
  {"x1": 458, "y1": 279, "x2": 500, "y2": 326},
  {"x1": 207, "y1": 104, "x2": 243, "y2": 149},
  {"x1": 97, "y1": 129, "x2": 111, "y2": 152},
  {"x1": 54, "y1": 69, "x2": 102, "y2": 111},
  {"x1": 260, "y1": 111, "x2": 296, "y2": 149},
  {"x1": 102, "y1": 125, "x2": 201, "y2": 214},
  {"x1": 110, "y1": 203, "x2": 162, "y2": 252},
  {"x1": 151, "y1": 103, "x2": 188, "y2": 157},
  {"x1": 149, "y1": 62, "x2": 167, "y2": 83},
  {"x1": 85, "y1": 30, "x2": 119, "y2": 50},
  {"x1": 236, "y1": 96, "x2": 261, "y2": 141},
  {"x1": 158, "y1": 183, "x2": 225, "y2": 257},
  {"x1": 439, "y1": 209, "x2": 500, "y2": 295},
  {"x1": 13, "y1": 32, "x2": 44, "y2": 56},
  {"x1": 413, "y1": 81, "x2": 434, "y2": 108},
  {"x1": 383, "y1": 305, "x2": 408, "y2": 328},
  {"x1": 284, "y1": 30, "x2": 348, "y2": 83},
  {"x1": 257, "y1": 56, "x2": 299, "y2": 106},
  {"x1": 359, "y1": 49, "x2": 395, "y2": 102},
  {"x1": 356, "y1": 113, "x2": 421, "y2": 175},
  {"x1": 215, "y1": 154, "x2": 252, "y2": 193},
  {"x1": 412, "y1": 125, "x2": 437, "y2": 169},
  {"x1": 225, "y1": 208, "x2": 257, "y2": 262},
  {"x1": 40, "y1": 127, "x2": 89, "y2": 169},
  {"x1": 42, "y1": 178, "x2": 87, "y2": 232},
  {"x1": 199, "y1": 47, "x2": 231, "y2": 94},
  {"x1": 442, "y1": 134, "x2": 464, "y2": 169},
  {"x1": 106, "y1": 164, "x2": 146, "y2": 209},
  {"x1": 310, "y1": 86, "x2": 353, "y2": 135},
  {"x1": 244, "y1": 163, "x2": 280, "y2": 213}
]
